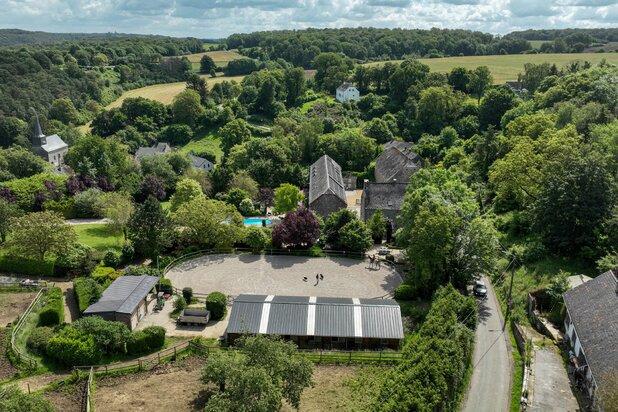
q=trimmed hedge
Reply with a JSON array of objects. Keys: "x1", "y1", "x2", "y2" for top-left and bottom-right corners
[
  {"x1": 206, "y1": 292, "x2": 226, "y2": 320},
  {"x1": 0, "y1": 255, "x2": 54, "y2": 276},
  {"x1": 182, "y1": 287, "x2": 193, "y2": 302},
  {"x1": 126, "y1": 326, "x2": 166, "y2": 355},
  {"x1": 38, "y1": 287, "x2": 64, "y2": 326},
  {"x1": 90, "y1": 266, "x2": 122, "y2": 284},
  {"x1": 46, "y1": 327, "x2": 102, "y2": 366},
  {"x1": 394, "y1": 284, "x2": 416, "y2": 300},
  {"x1": 158, "y1": 278, "x2": 172, "y2": 294},
  {"x1": 74, "y1": 278, "x2": 103, "y2": 313}
]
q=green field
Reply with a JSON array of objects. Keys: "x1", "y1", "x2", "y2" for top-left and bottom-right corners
[
  {"x1": 74, "y1": 224, "x2": 123, "y2": 251},
  {"x1": 106, "y1": 74, "x2": 246, "y2": 108},
  {"x1": 364, "y1": 53, "x2": 618, "y2": 83},
  {"x1": 178, "y1": 128, "x2": 223, "y2": 163}
]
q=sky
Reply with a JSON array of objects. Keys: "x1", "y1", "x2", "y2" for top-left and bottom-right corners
[{"x1": 0, "y1": 0, "x2": 616, "y2": 38}]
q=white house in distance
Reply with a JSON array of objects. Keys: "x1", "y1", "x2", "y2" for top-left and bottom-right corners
[
  {"x1": 189, "y1": 153, "x2": 214, "y2": 172},
  {"x1": 31, "y1": 111, "x2": 68, "y2": 168},
  {"x1": 336, "y1": 82, "x2": 360, "y2": 103}
]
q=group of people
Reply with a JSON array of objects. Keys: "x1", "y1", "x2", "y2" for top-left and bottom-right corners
[
  {"x1": 303, "y1": 273, "x2": 324, "y2": 284},
  {"x1": 367, "y1": 254, "x2": 381, "y2": 269}
]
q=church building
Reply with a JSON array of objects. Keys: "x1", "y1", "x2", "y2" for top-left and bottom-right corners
[{"x1": 31, "y1": 111, "x2": 69, "y2": 168}]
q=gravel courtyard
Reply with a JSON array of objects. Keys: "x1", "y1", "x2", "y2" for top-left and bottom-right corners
[{"x1": 165, "y1": 254, "x2": 402, "y2": 299}]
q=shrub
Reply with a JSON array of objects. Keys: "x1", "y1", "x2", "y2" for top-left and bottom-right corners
[
  {"x1": 54, "y1": 243, "x2": 96, "y2": 277},
  {"x1": 522, "y1": 241, "x2": 546, "y2": 263},
  {"x1": 123, "y1": 265, "x2": 159, "y2": 277},
  {"x1": 91, "y1": 266, "x2": 121, "y2": 284},
  {"x1": 158, "y1": 278, "x2": 172, "y2": 294},
  {"x1": 0, "y1": 385, "x2": 55, "y2": 412},
  {"x1": 72, "y1": 316, "x2": 130, "y2": 354},
  {"x1": 46, "y1": 327, "x2": 102, "y2": 366},
  {"x1": 174, "y1": 296, "x2": 187, "y2": 312},
  {"x1": 103, "y1": 249, "x2": 121, "y2": 268},
  {"x1": 27, "y1": 327, "x2": 55, "y2": 354},
  {"x1": 73, "y1": 188, "x2": 103, "y2": 218},
  {"x1": 126, "y1": 331, "x2": 149, "y2": 355},
  {"x1": 142, "y1": 326, "x2": 166, "y2": 350},
  {"x1": 38, "y1": 287, "x2": 64, "y2": 326},
  {"x1": 206, "y1": 292, "x2": 226, "y2": 320},
  {"x1": 0, "y1": 255, "x2": 54, "y2": 277},
  {"x1": 243, "y1": 226, "x2": 270, "y2": 250},
  {"x1": 182, "y1": 287, "x2": 193, "y2": 302},
  {"x1": 121, "y1": 242, "x2": 134, "y2": 262},
  {"x1": 74, "y1": 278, "x2": 103, "y2": 313},
  {"x1": 394, "y1": 284, "x2": 416, "y2": 300}
]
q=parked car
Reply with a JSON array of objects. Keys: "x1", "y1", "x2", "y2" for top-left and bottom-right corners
[
  {"x1": 378, "y1": 247, "x2": 391, "y2": 256},
  {"x1": 473, "y1": 280, "x2": 487, "y2": 297}
]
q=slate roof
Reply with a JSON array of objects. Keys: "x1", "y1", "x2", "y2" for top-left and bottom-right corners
[
  {"x1": 227, "y1": 294, "x2": 404, "y2": 340},
  {"x1": 375, "y1": 140, "x2": 422, "y2": 183},
  {"x1": 39, "y1": 134, "x2": 68, "y2": 153},
  {"x1": 135, "y1": 142, "x2": 171, "y2": 159},
  {"x1": 337, "y1": 82, "x2": 355, "y2": 92},
  {"x1": 563, "y1": 270, "x2": 618, "y2": 386},
  {"x1": 189, "y1": 154, "x2": 213, "y2": 169},
  {"x1": 362, "y1": 182, "x2": 408, "y2": 211},
  {"x1": 309, "y1": 155, "x2": 346, "y2": 205},
  {"x1": 84, "y1": 275, "x2": 158, "y2": 315}
]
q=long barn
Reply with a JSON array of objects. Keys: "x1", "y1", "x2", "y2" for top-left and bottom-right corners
[{"x1": 226, "y1": 294, "x2": 404, "y2": 350}]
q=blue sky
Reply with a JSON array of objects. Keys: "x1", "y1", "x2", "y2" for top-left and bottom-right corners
[{"x1": 0, "y1": 0, "x2": 616, "y2": 38}]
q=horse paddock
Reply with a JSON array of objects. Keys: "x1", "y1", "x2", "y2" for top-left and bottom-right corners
[{"x1": 165, "y1": 254, "x2": 402, "y2": 299}]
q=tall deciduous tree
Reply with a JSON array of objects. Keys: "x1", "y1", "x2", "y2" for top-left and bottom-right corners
[
  {"x1": 273, "y1": 183, "x2": 303, "y2": 213},
  {"x1": 169, "y1": 178, "x2": 203, "y2": 212},
  {"x1": 8, "y1": 211, "x2": 77, "y2": 261},
  {"x1": 468, "y1": 66, "x2": 493, "y2": 102},
  {"x1": 171, "y1": 89, "x2": 202, "y2": 127},
  {"x1": 220, "y1": 119, "x2": 251, "y2": 154},
  {"x1": 200, "y1": 55, "x2": 216, "y2": 74},
  {"x1": 127, "y1": 196, "x2": 169, "y2": 259},
  {"x1": 338, "y1": 219, "x2": 373, "y2": 252},
  {"x1": 367, "y1": 209, "x2": 386, "y2": 243},
  {"x1": 96, "y1": 192, "x2": 134, "y2": 239}
]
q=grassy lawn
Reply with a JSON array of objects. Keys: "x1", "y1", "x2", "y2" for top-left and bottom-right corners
[
  {"x1": 106, "y1": 74, "x2": 246, "y2": 108},
  {"x1": 178, "y1": 127, "x2": 223, "y2": 163},
  {"x1": 301, "y1": 95, "x2": 337, "y2": 114},
  {"x1": 363, "y1": 53, "x2": 618, "y2": 84},
  {"x1": 74, "y1": 224, "x2": 123, "y2": 252}
]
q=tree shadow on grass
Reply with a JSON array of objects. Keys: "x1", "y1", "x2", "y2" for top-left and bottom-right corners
[{"x1": 191, "y1": 387, "x2": 218, "y2": 410}]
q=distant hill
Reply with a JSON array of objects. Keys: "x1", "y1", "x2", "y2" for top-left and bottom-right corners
[
  {"x1": 0, "y1": 29, "x2": 189, "y2": 47},
  {"x1": 507, "y1": 28, "x2": 618, "y2": 42}
]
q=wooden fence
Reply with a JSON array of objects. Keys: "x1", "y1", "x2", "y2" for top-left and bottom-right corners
[
  {"x1": 7, "y1": 288, "x2": 46, "y2": 370},
  {"x1": 83, "y1": 367, "x2": 94, "y2": 412}
]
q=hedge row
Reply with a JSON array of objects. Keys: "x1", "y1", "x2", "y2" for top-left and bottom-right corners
[
  {"x1": 373, "y1": 285, "x2": 477, "y2": 411},
  {"x1": 0, "y1": 255, "x2": 55, "y2": 277},
  {"x1": 38, "y1": 287, "x2": 64, "y2": 326},
  {"x1": 206, "y1": 292, "x2": 226, "y2": 320},
  {"x1": 74, "y1": 278, "x2": 103, "y2": 313},
  {"x1": 126, "y1": 326, "x2": 166, "y2": 355}
]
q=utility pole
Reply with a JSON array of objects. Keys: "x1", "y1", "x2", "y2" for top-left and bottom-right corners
[{"x1": 505, "y1": 256, "x2": 516, "y2": 320}]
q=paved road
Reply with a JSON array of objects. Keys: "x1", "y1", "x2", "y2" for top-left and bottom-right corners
[{"x1": 463, "y1": 276, "x2": 512, "y2": 412}]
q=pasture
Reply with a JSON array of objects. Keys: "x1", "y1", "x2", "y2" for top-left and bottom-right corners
[
  {"x1": 364, "y1": 53, "x2": 618, "y2": 83},
  {"x1": 106, "y1": 74, "x2": 245, "y2": 108},
  {"x1": 186, "y1": 50, "x2": 244, "y2": 71},
  {"x1": 178, "y1": 128, "x2": 223, "y2": 163}
]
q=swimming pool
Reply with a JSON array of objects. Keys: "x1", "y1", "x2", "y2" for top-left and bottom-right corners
[{"x1": 244, "y1": 217, "x2": 271, "y2": 226}]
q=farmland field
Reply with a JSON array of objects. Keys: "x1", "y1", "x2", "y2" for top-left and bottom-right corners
[
  {"x1": 364, "y1": 53, "x2": 618, "y2": 83},
  {"x1": 106, "y1": 74, "x2": 246, "y2": 108},
  {"x1": 178, "y1": 128, "x2": 223, "y2": 163}
]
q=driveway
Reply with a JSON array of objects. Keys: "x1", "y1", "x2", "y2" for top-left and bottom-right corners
[
  {"x1": 528, "y1": 346, "x2": 578, "y2": 412},
  {"x1": 166, "y1": 254, "x2": 402, "y2": 299},
  {"x1": 462, "y1": 276, "x2": 512, "y2": 412}
]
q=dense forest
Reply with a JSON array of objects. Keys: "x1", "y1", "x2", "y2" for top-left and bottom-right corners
[
  {"x1": 224, "y1": 28, "x2": 532, "y2": 67},
  {"x1": 508, "y1": 28, "x2": 618, "y2": 42}
]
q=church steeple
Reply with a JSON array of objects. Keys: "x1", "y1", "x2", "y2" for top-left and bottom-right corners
[{"x1": 31, "y1": 108, "x2": 46, "y2": 147}]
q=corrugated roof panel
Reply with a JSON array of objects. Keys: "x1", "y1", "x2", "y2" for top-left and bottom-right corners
[
  {"x1": 271, "y1": 295, "x2": 309, "y2": 304},
  {"x1": 227, "y1": 302, "x2": 263, "y2": 334},
  {"x1": 361, "y1": 306, "x2": 404, "y2": 339},
  {"x1": 316, "y1": 297, "x2": 353, "y2": 305},
  {"x1": 267, "y1": 303, "x2": 308, "y2": 336},
  {"x1": 235, "y1": 294, "x2": 268, "y2": 303},
  {"x1": 84, "y1": 275, "x2": 158, "y2": 315},
  {"x1": 315, "y1": 304, "x2": 354, "y2": 337},
  {"x1": 359, "y1": 298, "x2": 398, "y2": 306}
]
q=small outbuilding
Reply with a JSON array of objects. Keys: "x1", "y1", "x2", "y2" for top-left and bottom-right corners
[
  {"x1": 226, "y1": 294, "x2": 404, "y2": 350},
  {"x1": 309, "y1": 155, "x2": 347, "y2": 217},
  {"x1": 335, "y1": 82, "x2": 360, "y2": 103},
  {"x1": 83, "y1": 275, "x2": 159, "y2": 330}
]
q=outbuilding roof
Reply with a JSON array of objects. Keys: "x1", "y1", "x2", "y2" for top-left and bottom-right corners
[
  {"x1": 227, "y1": 294, "x2": 404, "y2": 340},
  {"x1": 84, "y1": 275, "x2": 159, "y2": 315},
  {"x1": 362, "y1": 182, "x2": 408, "y2": 211},
  {"x1": 309, "y1": 155, "x2": 347, "y2": 205},
  {"x1": 375, "y1": 140, "x2": 422, "y2": 183},
  {"x1": 563, "y1": 270, "x2": 618, "y2": 387}
]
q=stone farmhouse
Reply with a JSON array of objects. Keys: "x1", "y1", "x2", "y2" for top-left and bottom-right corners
[
  {"x1": 31, "y1": 111, "x2": 68, "y2": 168},
  {"x1": 335, "y1": 82, "x2": 360, "y2": 103},
  {"x1": 309, "y1": 155, "x2": 347, "y2": 217},
  {"x1": 375, "y1": 140, "x2": 422, "y2": 183},
  {"x1": 360, "y1": 180, "x2": 408, "y2": 236}
]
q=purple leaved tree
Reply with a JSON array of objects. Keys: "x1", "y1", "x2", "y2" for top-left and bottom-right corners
[{"x1": 272, "y1": 208, "x2": 320, "y2": 248}]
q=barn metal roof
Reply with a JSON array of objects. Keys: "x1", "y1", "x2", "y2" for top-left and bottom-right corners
[
  {"x1": 227, "y1": 294, "x2": 404, "y2": 340},
  {"x1": 84, "y1": 275, "x2": 158, "y2": 315}
]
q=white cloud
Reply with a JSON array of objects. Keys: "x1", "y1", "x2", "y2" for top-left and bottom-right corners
[{"x1": 0, "y1": 0, "x2": 614, "y2": 37}]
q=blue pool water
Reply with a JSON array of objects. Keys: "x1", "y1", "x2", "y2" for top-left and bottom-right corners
[{"x1": 244, "y1": 217, "x2": 271, "y2": 226}]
